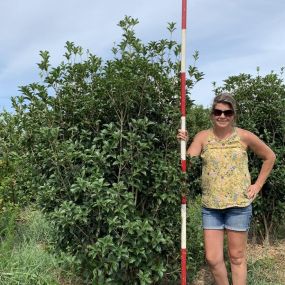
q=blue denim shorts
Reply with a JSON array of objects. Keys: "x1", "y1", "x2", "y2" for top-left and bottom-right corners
[{"x1": 202, "y1": 204, "x2": 252, "y2": 231}]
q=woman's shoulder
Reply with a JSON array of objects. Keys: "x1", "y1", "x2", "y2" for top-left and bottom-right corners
[
  {"x1": 194, "y1": 129, "x2": 212, "y2": 146},
  {"x1": 236, "y1": 127, "x2": 255, "y2": 138},
  {"x1": 187, "y1": 129, "x2": 212, "y2": 157},
  {"x1": 236, "y1": 127, "x2": 258, "y2": 146},
  {"x1": 195, "y1": 129, "x2": 212, "y2": 140},
  {"x1": 236, "y1": 128, "x2": 275, "y2": 158}
]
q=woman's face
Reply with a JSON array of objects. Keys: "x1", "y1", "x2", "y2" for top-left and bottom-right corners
[{"x1": 211, "y1": 103, "x2": 235, "y2": 128}]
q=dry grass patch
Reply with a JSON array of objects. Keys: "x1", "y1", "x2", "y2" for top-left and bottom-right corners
[
  {"x1": 247, "y1": 240, "x2": 285, "y2": 284},
  {"x1": 191, "y1": 240, "x2": 285, "y2": 285}
]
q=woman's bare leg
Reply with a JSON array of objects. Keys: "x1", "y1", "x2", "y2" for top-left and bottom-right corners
[
  {"x1": 227, "y1": 229, "x2": 248, "y2": 285},
  {"x1": 204, "y1": 229, "x2": 230, "y2": 285}
]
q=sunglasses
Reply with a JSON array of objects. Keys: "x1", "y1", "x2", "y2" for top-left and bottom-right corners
[{"x1": 213, "y1": 109, "x2": 234, "y2": 117}]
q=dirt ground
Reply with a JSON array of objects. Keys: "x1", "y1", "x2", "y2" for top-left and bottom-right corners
[{"x1": 191, "y1": 240, "x2": 285, "y2": 285}]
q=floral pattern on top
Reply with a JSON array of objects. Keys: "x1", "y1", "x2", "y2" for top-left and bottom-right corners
[{"x1": 201, "y1": 128, "x2": 252, "y2": 209}]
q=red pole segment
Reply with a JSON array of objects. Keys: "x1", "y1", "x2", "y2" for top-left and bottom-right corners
[
  {"x1": 180, "y1": 0, "x2": 187, "y2": 284},
  {"x1": 181, "y1": 196, "x2": 187, "y2": 284}
]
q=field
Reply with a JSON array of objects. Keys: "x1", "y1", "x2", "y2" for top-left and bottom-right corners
[{"x1": 192, "y1": 240, "x2": 285, "y2": 285}]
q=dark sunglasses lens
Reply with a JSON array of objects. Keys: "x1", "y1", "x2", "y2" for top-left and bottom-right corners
[
  {"x1": 213, "y1": 109, "x2": 234, "y2": 117},
  {"x1": 224, "y1": 110, "x2": 234, "y2": 116},
  {"x1": 213, "y1": 109, "x2": 222, "y2": 116}
]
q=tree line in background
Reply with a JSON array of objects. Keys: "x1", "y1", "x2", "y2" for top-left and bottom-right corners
[{"x1": 0, "y1": 16, "x2": 284, "y2": 284}]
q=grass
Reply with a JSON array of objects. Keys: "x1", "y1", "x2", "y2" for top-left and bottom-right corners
[
  {"x1": 247, "y1": 241, "x2": 285, "y2": 285},
  {"x1": 1, "y1": 205, "x2": 284, "y2": 285},
  {"x1": 191, "y1": 240, "x2": 285, "y2": 285},
  {"x1": 0, "y1": 206, "x2": 82, "y2": 285},
  {"x1": 248, "y1": 258, "x2": 281, "y2": 285}
]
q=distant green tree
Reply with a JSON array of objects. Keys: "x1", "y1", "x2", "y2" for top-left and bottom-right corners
[
  {"x1": 0, "y1": 112, "x2": 23, "y2": 206},
  {"x1": 0, "y1": 16, "x2": 205, "y2": 284},
  {"x1": 215, "y1": 70, "x2": 285, "y2": 243}
]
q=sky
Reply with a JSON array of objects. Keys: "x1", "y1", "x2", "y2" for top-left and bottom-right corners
[{"x1": 0, "y1": 0, "x2": 284, "y2": 112}]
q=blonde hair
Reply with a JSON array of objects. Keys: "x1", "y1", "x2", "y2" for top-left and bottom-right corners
[{"x1": 211, "y1": 92, "x2": 237, "y2": 114}]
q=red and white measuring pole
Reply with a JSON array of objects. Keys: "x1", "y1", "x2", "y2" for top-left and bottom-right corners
[{"x1": 180, "y1": 0, "x2": 187, "y2": 284}]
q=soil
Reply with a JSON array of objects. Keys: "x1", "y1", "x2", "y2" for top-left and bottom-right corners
[{"x1": 190, "y1": 240, "x2": 285, "y2": 285}]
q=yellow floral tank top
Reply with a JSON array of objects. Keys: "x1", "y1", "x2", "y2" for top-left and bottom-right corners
[{"x1": 201, "y1": 128, "x2": 251, "y2": 209}]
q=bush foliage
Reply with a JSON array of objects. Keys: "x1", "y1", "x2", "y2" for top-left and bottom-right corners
[{"x1": 0, "y1": 17, "x2": 204, "y2": 284}]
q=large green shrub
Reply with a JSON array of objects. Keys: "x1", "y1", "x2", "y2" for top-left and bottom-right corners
[{"x1": 1, "y1": 17, "x2": 205, "y2": 284}]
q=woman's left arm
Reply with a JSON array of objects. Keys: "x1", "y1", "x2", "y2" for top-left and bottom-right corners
[{"x1": 241, "y1": 129, "x2": 276, "y2": 199}]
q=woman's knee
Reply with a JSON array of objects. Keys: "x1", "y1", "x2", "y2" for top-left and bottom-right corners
[
  {"x1": 228, "y1": 250, "x2": 246, "y2": 266},
  {"x1": 205, "y1": 253, "x2": 224, "y2": 268}
]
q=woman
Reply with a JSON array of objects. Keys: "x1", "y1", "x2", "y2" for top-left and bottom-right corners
[{"x1": 177, "y1": 93, "x2": 276, "y2": 285}]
